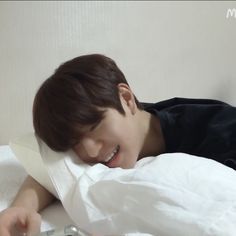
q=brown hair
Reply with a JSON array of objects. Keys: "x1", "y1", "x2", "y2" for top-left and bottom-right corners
[{"x1": 33, "y1": 54, "x2": 143, "y2": 151}]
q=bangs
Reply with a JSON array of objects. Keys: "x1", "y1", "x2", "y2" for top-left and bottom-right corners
[
  {"x1": 33, "y1": 76, "x2": 106, "y2": 151},
  {"x1": 66, "y1": 106, "x2": 106, "y2": 148}
]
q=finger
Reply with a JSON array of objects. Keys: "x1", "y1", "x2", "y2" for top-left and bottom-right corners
[
  {"x1": 0, "y1": 228, "x2": 11, "y2": 236},
  {"x1": 10, "y1": 223, "x2": 26, "y2": 236},
  {"x1": 0, "y1": 208, "x2": 26, "y2": 234},
  {"x1": 26, "y1": 212, "x2": 41, "y2": 236}
]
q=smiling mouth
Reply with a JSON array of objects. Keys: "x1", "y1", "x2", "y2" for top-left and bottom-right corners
[{"x1": 103, "y1": 145, "x2": 120, "y2": 164}]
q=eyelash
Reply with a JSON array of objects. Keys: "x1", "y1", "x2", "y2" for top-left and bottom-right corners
[
  {"x1": 73, "y1": 121, "x2": 101, "y2": 148},
  {"x1": 89, "y1": 122, "x2": 100, "y2": 132}
]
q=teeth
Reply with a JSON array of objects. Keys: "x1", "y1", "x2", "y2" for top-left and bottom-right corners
[{"x1": 104, "y1": 146, "x2": 119, "y2": 163}]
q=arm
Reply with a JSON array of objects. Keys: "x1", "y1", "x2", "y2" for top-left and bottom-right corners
[
  {"x1": 0, "y1": 175, "x2": 56, "y2": 235},
  {"x1": 11, "y1": 175, "x2": 56, "y2": 211}
]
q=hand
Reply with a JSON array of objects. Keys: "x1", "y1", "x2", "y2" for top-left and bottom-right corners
[{"x1": 0, "y1": 206, "x2": 41, "y2": 236}]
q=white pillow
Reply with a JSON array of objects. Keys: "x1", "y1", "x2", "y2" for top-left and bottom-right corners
[
  {"x1": 9, "y1": 133, "x2": 58, "y2": 197},
  {"x1": 0, "y1": 145, "x2": 27, "y2": 211}
]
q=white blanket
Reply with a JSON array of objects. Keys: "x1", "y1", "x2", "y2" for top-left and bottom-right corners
[{"x1": 40, "y1": 141, "x2": 236, "y2": 236}]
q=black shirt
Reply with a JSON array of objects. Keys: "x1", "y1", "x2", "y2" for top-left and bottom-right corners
[{"x1": 143, "y1": 97, "x2": 236, "y2": 170}]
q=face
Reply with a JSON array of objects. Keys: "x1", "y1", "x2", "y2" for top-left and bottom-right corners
[{"x1": 73, "y1": 105, "x2": 142, "y2": 169}]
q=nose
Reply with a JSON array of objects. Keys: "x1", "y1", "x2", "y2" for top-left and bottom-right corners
[{"x1": 81, "y1": 136, "x2": 102, "y2": 158}]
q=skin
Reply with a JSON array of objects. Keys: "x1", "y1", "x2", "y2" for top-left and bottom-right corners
[
  {"x1": 0, "y1": 176, "x2": 54, "y2": 236},
  {"x1": 74, "y1": 83, "x2": 166, "y2": 168},
  {"x1": 0, "y1": 83, "x2": 165, "y2": 235}
]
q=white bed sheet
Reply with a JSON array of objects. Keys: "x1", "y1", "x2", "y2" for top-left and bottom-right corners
[{"x1": 0, "y1": 145, "x2": 73, "y2": 232}]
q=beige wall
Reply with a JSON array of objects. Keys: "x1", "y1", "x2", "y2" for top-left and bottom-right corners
[{"x1": 0, "y1": 1, "x2": 236, "y2": 144}]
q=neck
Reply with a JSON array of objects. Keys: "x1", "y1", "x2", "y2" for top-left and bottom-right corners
[{"x1": 137, "y1": 110, "x2": 165, "y2": 159}]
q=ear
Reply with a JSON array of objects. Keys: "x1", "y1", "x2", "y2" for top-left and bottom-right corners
[{"x1": 117, "y1": 83, "x2": 137, "y2": 115}]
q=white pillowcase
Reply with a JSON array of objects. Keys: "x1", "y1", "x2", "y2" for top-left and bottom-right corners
[
  {"x1": 9, "y1": 133, "x2": 58, "y2": 197},
  {"x1": 10, "y1": 132, "x2": 236, "y2": 236}
]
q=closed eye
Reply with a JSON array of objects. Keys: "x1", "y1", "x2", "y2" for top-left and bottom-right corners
[{"x1": 89, "y1": 121, "x2": 100, "y2": 132}]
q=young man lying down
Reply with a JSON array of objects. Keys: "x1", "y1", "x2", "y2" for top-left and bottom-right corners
[{"x1": 0, "y1": 54, "x2": 236, "y2": 235}]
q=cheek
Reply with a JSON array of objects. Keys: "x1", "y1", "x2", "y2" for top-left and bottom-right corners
[
  {"x1": 73, "y1": 144, "x2": 86, "y2": 160},
  {"x1": 117, "y1": 126, "x2": 139, "y2": 154},
  {"x1": 120, "y1": 123, "x2": 138, "y2": 144},
  {"x1": 119, "y1": 123, "x2": 141, "y2": 160}
]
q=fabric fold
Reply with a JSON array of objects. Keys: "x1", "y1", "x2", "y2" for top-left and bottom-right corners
[{"x1": 39, "y1": 138, "x2": 236, "y2": 235}]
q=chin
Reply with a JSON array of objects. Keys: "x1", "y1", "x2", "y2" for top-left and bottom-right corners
[{"x1": 124, "y1": 161, "x2": 136, "y2": 169}]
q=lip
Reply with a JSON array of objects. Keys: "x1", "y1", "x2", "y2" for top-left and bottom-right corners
[
  {"x1": 103, "y1": 146, "x2": 119, "y2": 162},
  {"x1": 104, "y1": 146, "x2": 120, "y2": 168}
]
